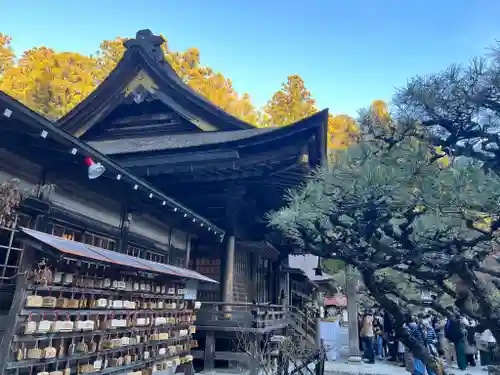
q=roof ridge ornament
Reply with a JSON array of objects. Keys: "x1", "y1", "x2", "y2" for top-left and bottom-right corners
[{"x1": 124, "y1": 29, "x2": 166, "y2": 63}]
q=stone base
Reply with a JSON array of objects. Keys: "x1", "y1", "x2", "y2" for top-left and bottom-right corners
[{"x1": 347, "y1": 356, "x2": 362, "y2": 362}]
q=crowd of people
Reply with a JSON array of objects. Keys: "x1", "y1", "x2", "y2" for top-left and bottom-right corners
[{"x1": 358, "y1": 308, "x2": 498, "y2": 374}]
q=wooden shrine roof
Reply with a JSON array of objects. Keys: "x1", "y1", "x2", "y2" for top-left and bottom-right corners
[
  {"x1": 87, "y1": 108, "x2": 327, "y2": 160},
  {"x1": 88, "y1": 127, "x2": 275, "y2": 155},
  {"x1": 91, "y1": 109, "x2": 327, "y2": 171},
  {"x1": 56, "y1": 29, "x2": 255, "y2": 137}
]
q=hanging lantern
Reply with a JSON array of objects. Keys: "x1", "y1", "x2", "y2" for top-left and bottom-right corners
[{"x1": 84, "y1": 157, "x2": 106, "y2": 180}]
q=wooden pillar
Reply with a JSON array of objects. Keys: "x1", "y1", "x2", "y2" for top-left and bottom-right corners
[
  {"x1": 184, "y1": 235, "x2": 191, "y2": 269},
  {"x1": 221, "y1": 183, "x2": 244, "y2": 305},
  {"x1": 316, "y1": 318, "x2": 322, "y2": 346},
  {"x1": 313, "y1": 289, "x2": 322, "y2": 347},
  {"x1": 266, "y1": 258, "x2": 272, "y2": 303},
  {"x1": 190, "y1": 245, "x2": 197, "y2": 272},
  {"x1": 221, "y1": 234, "x2": 235, "y2": 303},
  {"x1": 270, "y1": 260, "x2": 279, "y2": 304},
  {"x1": 119, "y1": 210, "x2": 132, "y2": 254},
  {"x1": 282, "y1": 255, "x2": 291, "y2": 307},
  {"x1": 249, "y1": 252, "x2": 258, "y2": 302},
  {"x1": 346, "y1": 264, "x2": 362, "y2": 361},
  {"x1": 0, "y1": 244, "x2": 36, "y2": 373}
]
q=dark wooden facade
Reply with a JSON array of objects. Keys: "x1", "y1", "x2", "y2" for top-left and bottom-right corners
[
  {"x1": 0, "y1": 29, "x2": 328, "y2": 374},
  {"x1": 0, "y1": 92, "x2": 228, "y2": 375},
  {"x1": 0, "y1": 90, "x2": 221, "y2": 309}
]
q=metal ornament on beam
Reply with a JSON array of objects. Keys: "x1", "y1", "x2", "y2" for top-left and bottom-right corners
[{"x1": 3, "y1": 108, "x2": 12, "y2": 118}]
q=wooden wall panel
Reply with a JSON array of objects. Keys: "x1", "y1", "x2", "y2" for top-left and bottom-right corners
[
  {"x1": 130, "y1": 213, "x2": 171, "y2": 247},
  {"x1": 0, "y1": 149, "x2": 42, "y2": 191},
  {"x1": 48, "y1": 174, "x2": 122, "y2": 229},
  {"x1": 192, "y1": 256, "x2": 221, "y2": 302},
  {"x1": 233, "y1": 248, "x2": 250, "y2": 303}
]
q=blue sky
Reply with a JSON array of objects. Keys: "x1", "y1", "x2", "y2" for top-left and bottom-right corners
[{"x1": 1, "y1": 0, "x2": 499, "y2": 116}]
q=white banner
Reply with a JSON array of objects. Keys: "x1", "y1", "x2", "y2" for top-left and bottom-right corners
[{"x1": 320, "y1": 320, "x2": 340, "y2": 361}]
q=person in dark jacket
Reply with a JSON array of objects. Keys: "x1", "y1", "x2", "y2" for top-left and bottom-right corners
[
  {"x1": 383, "y1": 312, "x2": 398, "y2": 361},
  {"x1": 465, "y1": 325, "x2": 477, "y2": 367},
  {"x1": 445, "y1": 313, "x2": 467, "y2": 370}
]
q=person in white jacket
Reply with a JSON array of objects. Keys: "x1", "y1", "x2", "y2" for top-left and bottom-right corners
[{"x1": 477, "y1": 329, "x2": 497, "y2": 369}]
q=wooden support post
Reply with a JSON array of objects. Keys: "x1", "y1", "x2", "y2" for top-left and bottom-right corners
[
  {"x1": 282, "y1": 255, "x2": 290, "y2": 307},
  {"x1": 204, "y1": 330, "x2": 215, "y2": 372},
  {"x1": 0, "y1": 245, "x2": 35, "y2": 374},
  {"x1": 251, "y1": 300, "x2": 258, "y2": 328},
  {"x1": 315, "y1": 315, "x2": 321, "y2": 347},
  {"x1": 184, "y1": 235, "x2": 191, "y2": 269},
  {"x1": 315, "y1": 340, "x2": 325, "y2": 375},
  {"x1": 274, "y1": 261, "x2": 281, "y2": 305},
  {"x1": 305, "y1": 308, "x2": 310, "y2": 342},
  {"x1": 221, "y1": 234, "x2": 235, "y2": 304},
  {"x1": 313, "y1": 290, "x2": 322, "y2": 347},
  {"x1": 268, "y1": 259, "x2": 275, "y2": 304},
  {"x1": 249, "y1": 253, "x2": 257, "y2": 302},
  {"x1": 119, "y1": 210, "x2": 132, "y2": 254},
  {"x1": 221, "y1": 183, "x2": 244, "y2": 308}
]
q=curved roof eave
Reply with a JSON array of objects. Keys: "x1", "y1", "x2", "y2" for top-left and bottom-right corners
[
  {"x1": 56, "y1": 55, "x2": 139, "y2": 134},
  {"x1": 57, "y1": 33, "x2": 255, "y2": 136},
  {"x1": 88, "y1": 109, "x2": 329, "y2": 157}
]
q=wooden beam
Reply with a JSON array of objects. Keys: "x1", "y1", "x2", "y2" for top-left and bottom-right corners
[
  {"x1": 184, "y1": 235, "x2": 191, "y2": 269},
  {"x1": 144, "y1": 158, "x2": 301, "y2": 184},
  {"x1": 168, "y1": 168, "x2": 268, "y2": 183},
  {"x1": 119, "y1": 144, "x2": 303, "y2": 174},
  {"x1": 122, "y1": 150, "x2": 240, "y2": 169},
  {"x1": 111, "y1": 112, "x2": 179, "y2": 125},
  {"x1": 119, "y1": 208, "x2": 132, "y2": 254}
]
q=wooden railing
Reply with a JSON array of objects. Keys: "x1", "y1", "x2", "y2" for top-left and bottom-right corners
[
  {"x1": 196, "y1": 301, "x2": 289, "y2": 331},
  {"x1": 287, "y1": 305, "x2": 318, "y2": 345}
]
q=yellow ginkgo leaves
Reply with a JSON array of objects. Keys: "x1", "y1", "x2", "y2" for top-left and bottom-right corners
[
  {"x1": 0, "y1": 32, "x2": 360, "y2": 150},
  {"x1": 427, "y1": 146, "x2": 450, "y2": 169},
  {"x1": 327, "y1": 115, "x2": 360, "y2": 150},
  {"x1": 0, "y1": 48, "x2": 104, "y2": 120},
  {"x1": 0, "y1": 33, "x2": 14, "y2": 75},
  {"x1": 262, "y1": 75, "x2": 360, "y2": 150},
  {"x1": 462, "y1": 209, "x2": 499, "y2": 234},
  {"x1": 371, "y1": 100, "x2": 391, "y2": 123}
]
